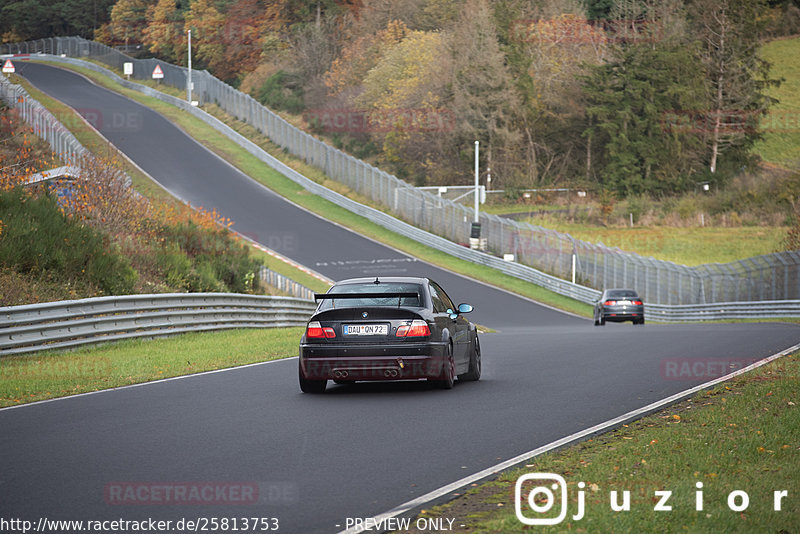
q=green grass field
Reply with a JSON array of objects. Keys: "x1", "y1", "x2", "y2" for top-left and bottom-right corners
[
  {"x1": 0, "y1": 327, "x2": 302, "y2": 407},
  {"x1": 755, "y1": 36, "x2": 800, "y2": 170},
  {"x1": 519, "y1": 221, "x2": 786, "y2": 265}
]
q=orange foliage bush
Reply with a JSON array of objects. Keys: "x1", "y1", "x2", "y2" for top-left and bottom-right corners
[
  {"x1": 1, "y1": 106, "x2": 256, "y2": 300},
  {"x1": 0, "y1": 110, "x2": 59, "y2": 191}
]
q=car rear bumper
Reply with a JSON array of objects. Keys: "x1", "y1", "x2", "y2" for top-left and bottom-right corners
[
  {"x1": 299, "y1": 341, "x2": 448, "y2": 381},
  {"x1": 601, "y1": 306, "x2": 644, "y2": 321}
]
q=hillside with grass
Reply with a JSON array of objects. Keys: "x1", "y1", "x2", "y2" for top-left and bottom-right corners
[{"x1": 755, "y1": 36, "x2": 800, "y2": 171}]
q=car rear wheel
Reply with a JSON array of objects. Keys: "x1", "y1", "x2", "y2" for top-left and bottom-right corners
[
  {"x1": 299, "y1": 366, "x2": 327, "y2": 393},
  {"x1": 432, "y1": 344, "x2": 455, "y2": 389},
  {"x1": 459, "y1": 335, "x2": 481, "y2": 382}
]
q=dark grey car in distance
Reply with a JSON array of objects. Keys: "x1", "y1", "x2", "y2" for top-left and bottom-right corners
[{"x1": 594, "y1": 288, "x2": 645, "y2": 325}]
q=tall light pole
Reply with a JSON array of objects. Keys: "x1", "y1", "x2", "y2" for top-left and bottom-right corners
[
  {"x1": 474, "y1": 140, "x2": 480, "y2": 223},
  {"x1": 470, "y1": 140, "x2": 482, "y2": 250},
  {"x1": 187, "y1": 29, "x2": 192, "y2": 103}
]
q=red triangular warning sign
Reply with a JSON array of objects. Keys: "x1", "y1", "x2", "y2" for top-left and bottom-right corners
[
  {"x1": 2, "y1": 59, "x2": 15, "y2": 73},
  {"x1": 152, "y1": 64, "x2": 164, "y2": 79}
]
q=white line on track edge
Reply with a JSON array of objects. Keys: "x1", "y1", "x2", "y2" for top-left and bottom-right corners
[{"x1": 337, "y1": 341, "x2": 800, "y2": 534}]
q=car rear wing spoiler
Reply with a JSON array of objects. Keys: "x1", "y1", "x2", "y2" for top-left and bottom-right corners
[{"x1": 314, "y1": 292, "x2": 419, "y2": 300}]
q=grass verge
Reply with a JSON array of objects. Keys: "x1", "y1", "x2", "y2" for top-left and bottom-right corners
[
  {"x1": 0, "y1": 327, "x2": 303, "y2": 408},
  {"x1": 403, "y1": 351, "x2": 799, "y2": 533},
  {"x1": 516, "y1": 221, "x2": 786, "y2": 266},
  {"x1": 755, "y1": 36, "x2": 800, "y2": 170},
  {"x1": 28, "y1": 59, "x2": 592, "y2": 318}
]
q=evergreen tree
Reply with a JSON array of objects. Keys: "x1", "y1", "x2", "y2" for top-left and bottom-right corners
[
  {"x1": 689, "y1": 0, "x2": 781, "y2": 177},
  {"x1": 583, "y1": 44, "x2": 708, "y2": 196}
]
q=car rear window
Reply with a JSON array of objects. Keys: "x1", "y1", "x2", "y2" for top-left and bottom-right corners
[
  {"x1": 608, "y1": 290, "x2": 639, "y2": 299},
  {"x1": 318, "y1": 283, "x2": 423, "y2": 309}
]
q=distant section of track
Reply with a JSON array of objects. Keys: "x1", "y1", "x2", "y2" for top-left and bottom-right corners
[
  {"x1": 4, "y1": 61, "x2": 799, "y2": 534},
  {"x1": 16, "y1": 61, "x2": 577, "y2": 329}
]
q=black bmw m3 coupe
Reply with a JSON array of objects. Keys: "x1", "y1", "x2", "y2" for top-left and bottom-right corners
[{"x1": 298, "y1": 277, "x2": 481, "y2": 393}]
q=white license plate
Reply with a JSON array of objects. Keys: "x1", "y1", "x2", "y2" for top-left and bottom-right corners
[
  {"x1": 343, "y1": 324, "x2": 388, "y2": 336},
  {"x1": 618, "y1": 300, "x2": 631, "y2": 305}
]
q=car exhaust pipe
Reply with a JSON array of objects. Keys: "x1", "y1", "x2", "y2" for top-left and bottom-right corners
[
  {"x1": 384, "y1": 369, "x2": 399, "y2": 378},
  {"x1": 333, "y1": 370, "x2": 349, "y2": 379}
]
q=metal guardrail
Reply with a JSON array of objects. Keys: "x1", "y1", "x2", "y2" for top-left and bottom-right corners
[
  {"x1": 3, "y1": 290, "x2": 795, "y2": 359},
  {"x1": 5, "y1": 37, "x2": 798, "y2": 306},
  {"x1": 259, "y1": 266, "x2": 316, "y2": 301},
  {"x1": 0, "y1": 293, "x2": 316, "y2": 356},
  {"x1": 646, "y1": 300, "x2": 800, "y2": 322}
]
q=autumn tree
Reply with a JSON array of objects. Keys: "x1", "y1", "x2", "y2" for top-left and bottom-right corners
[
  {"x1": 449, "y1": 0, "x2": 521, "y2": 189},
  {"x1": 346, "y1": 0, "x2": 425, "y2": 34},
  {"x1": 325, "y1": 19, "x2": 408, "y2": 99},
  {"x1": 354, "y1": 29, "x2": 450, "y2": 182},
  {"x1": 689, "y1": 0, "x2": 780, "y2": 177},
  {"x1": 184, "y1": 0, "x2": 226, "y2": 70},
  {"x1": 96, "y1": 0, "x2": 153, "y2": 48},
  {"x1": 356, "y1": 31, "x2": 444, "y2": 111},
  {"x1": 290, "y1": 14, "x2": 340, "y2": 82},
  {"x1": 142, "y1": 0, "x2": 188, "y2": 64},
  {"x1": 502, "y1": 0, "x2": 608, "y2": 186},
  {"x1": 220, "y1": 0, "x2": 269, "y2": 79}
]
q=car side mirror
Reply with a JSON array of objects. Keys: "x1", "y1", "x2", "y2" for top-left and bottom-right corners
[{"x1": 457, "y1": 303, "x2": 473, "y2": 314}]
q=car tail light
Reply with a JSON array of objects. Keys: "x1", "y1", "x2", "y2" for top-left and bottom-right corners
[
  {"x1": 632, "y1": 300, "x2": 643, "y2": 305},
  {"x1": 396, "y1": 320, "x2": 430, "y2": 337},
  {"x1": 604, "y1": 300, "x2": 616, "y2": 306},
  {"x1": 306, "y1": 321, "x2": 336, "y2": 339}
]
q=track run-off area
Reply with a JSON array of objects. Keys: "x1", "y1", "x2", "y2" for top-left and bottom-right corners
[{"x1": 2, "y1": 62, "x2": 799, "y2": 533}]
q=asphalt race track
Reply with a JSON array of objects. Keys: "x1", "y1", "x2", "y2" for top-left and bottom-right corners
[{"x1": 2, "y1": 62, "x2": 799, "y2": 533}]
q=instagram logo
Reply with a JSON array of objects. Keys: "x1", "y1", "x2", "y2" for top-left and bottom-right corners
[
  {"x1": 515, "y1": 473, "x2": 583, "y2": 525},
  {"x1": 515, "y1": 473, "x2": 789, "y2": 524}
]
